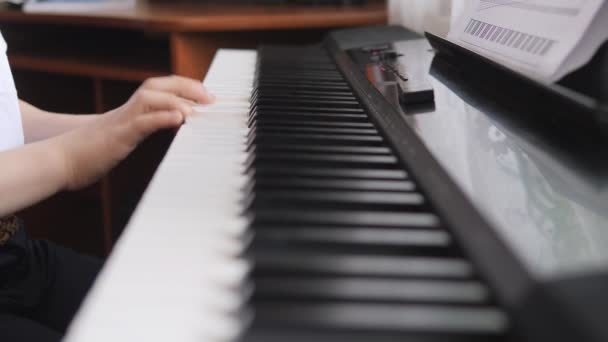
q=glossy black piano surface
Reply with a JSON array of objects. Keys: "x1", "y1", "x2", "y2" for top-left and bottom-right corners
[{"x1": 242, "y1": 26, "x2": 608, "y2": 342}]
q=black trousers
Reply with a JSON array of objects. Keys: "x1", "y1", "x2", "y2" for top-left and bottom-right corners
[{"x1": 0, "y1": 222, "x2": 102, "y2": 342}]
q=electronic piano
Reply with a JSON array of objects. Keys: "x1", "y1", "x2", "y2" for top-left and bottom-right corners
[{"x1": 63, "y1": 26, "x2": 608, "y2": 342}]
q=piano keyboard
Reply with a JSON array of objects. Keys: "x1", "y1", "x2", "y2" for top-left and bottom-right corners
[{"x1": 64, "y1": 47, "x2": 508, "y2": 342}]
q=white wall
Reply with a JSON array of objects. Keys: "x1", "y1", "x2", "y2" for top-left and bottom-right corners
[{"x1": 388, "y1": 0, "x2": 472, "y2": 37}]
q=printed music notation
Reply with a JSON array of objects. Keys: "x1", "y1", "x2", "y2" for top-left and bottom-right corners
[{"x1": 463, "y1": 19, "x2": 556, "y2": 57}]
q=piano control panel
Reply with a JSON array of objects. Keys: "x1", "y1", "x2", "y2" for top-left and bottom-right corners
[{"x1": 348, "y1": 38, "x2": 436, "y2": 111}]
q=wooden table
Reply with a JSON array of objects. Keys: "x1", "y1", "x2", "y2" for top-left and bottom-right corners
[{"x1": 0, "y1": 1, "x2": 387, "y2": 256}]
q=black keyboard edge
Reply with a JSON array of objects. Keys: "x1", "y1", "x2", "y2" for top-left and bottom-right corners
[{"x1": 323, "y1": 33, "x2": 533, "y2": 314}]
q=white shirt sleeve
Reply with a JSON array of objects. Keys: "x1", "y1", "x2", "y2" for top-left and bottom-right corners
[{"x1": 0, "y1": 30, "x2": 24, "y2": 152}]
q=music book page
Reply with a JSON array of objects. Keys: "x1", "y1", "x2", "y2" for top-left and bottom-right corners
[{"x1": 447, "y1": 0, "x2": 608, "y2": 82}]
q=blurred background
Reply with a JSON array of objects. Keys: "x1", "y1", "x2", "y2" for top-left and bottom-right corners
[{"x1": 0, "y1": 0, "x2": 387, "y2": 257}]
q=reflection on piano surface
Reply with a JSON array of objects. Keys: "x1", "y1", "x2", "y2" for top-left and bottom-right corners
[
  {"x1": 64, "y1": 26, "x2": 608, "y2": 342},
  {"x1": 416, "y1": 77, "x2": 608, "y2": 277}
]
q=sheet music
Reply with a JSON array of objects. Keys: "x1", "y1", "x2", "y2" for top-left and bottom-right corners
[{"x1": 448, "y1": 0, "x2": 608, "y2": 82}]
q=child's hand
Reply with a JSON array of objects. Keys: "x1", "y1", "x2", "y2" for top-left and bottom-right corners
[{"x1": 55, "y1": 75, "x2": 213, "y2": 191}]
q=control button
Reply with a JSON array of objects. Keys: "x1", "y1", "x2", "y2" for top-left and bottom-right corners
[{"x1": 382, "y1": 51, "x2": 403, "y2": 60}]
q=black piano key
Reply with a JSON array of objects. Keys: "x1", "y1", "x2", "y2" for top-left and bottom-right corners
[
  {"x1": 252, "y1": 98, "x2": 361, "y2": 109},
  {"x1": 244, "y1": 327, "x2": 500, "y2": 342},
  {"x1": 247, "y1": 133, "x2": 385, "y2": 147},
  {"x1": 254, "y1": 226, "x2": 450, "y2": 248},
  {"x1": 252, "y1": 226, "x2": 453, "y2": 257},
  {"x1": 253, "y1": 209, "x2": 439, "y2": 228},
  {"x1": 253, "y1": 83, "x2": 351, "y2": 93},
  {"x1": 257, "y1": 64, "x2": 338, "y2": 72},
  {"x1": 258, "y1": 59, "x2": 336, "y2": 65},
  {"x1": 251, "y1": 88, "x2": 354, "y2": 98},
  {"x1": 257, "y1": 67, "x2": 342, "y2": 74},
  {"x1": 256, "y1": 67, "x2": 342, "y2": 75},
  {"x1": 254, "y1": 277, "x2": 489, "y2": 304},
  {"x1": 251, "y1": 93, "x2": 357, "y2": 104},
  {"x1": 251, "y1": 239, "x2": 452, "y2": 258},
  {"x1": 251, "y1": 167, "x2": 409, "y2": 180},
  {"x1": 252, "y1": 105, "x2": 365, "y2": 114},
  {"x1": 253, "y1": 303, "x2": 507, "y2": 335},
  {"x1": 247, "y1": 153, "x2": 398, "y2": 168},
  {"x1": 248, "y1": 112, "x2": 370, "y2": 126},
  {"x1": 257, "y1": 66, "x2": 339, "y2": 71},
  {"x1": 258, "y1": 52, "x2": 332, "y2": 60},
  {"x1": 254, "y1": 81, "x2": 351, "y2": 92},
  {"x1": 254, "y1": 82, "x2": 349, "y2": 90},
  {"x1": 249, "y1": 106, "x2": 365, "y2": 116},
  {"x1": 258, "y1": 56, "x2": 333, "y2": 62},
  {"x1": 253, "y1": 253, "x2": 474, "y2": 279},
  {"x1": 258, "y1": 55, "x2": 333, "y2": 62},
  {"x1": 252, "y1": 120, "x2": 375, "y2": 129},
  {"x1": 250, "y1": 145, "x2": 391, "y2": 155},
  {"x1": 257, "y1": 62, "x2": 335, "y2": 69},
  {"x1": 250, "y1": 178, "x2": 415, "y2": 191},
  {"x1": 248, "y1": 191, "x2": 425, "y2": 211},
  {"x1": 257, "y1": 65, "x2": 341, "y2": 72},
  {"x1": 251, "y1": 125, "x2": 379, "y2": 135},
  {"x1": 257, "y1": 74, "x2": 345, "y2": 82}
]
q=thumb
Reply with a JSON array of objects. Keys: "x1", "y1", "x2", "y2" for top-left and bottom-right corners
[{"x1": 132, "y1": 110, "x2": 184, "y2": 142}]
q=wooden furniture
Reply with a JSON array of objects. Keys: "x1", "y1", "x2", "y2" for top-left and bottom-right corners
[{"x1": 0, "y1": 1, "x2": 386, "y2": 256}]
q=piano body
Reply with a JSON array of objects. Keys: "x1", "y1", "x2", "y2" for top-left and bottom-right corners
[{"x1": 64, "y1": 26, "x2": 608, "y2": 342}]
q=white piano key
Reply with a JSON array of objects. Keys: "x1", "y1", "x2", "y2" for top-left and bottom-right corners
[
  {"x1": 64, "y1": 49, "x2": 257, "y2": 342},
  {"x1": 212, "y1": 95, "x2": 252, "y2": 102}
]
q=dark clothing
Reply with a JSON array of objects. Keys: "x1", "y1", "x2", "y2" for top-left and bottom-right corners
[{"x1": 0, "y1": 220, "x2": 102, "y2": 341}]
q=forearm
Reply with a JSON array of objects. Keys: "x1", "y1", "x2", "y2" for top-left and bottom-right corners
[
  {"x1": 1, "y1": 76, "x2": 210, "y2": 215},
  {"x1": 20, "y1": 100, "x2": 99, "y2": 143},
  {"x1": 0, "y1": 139, "x2": 67, "y2": 216}
]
